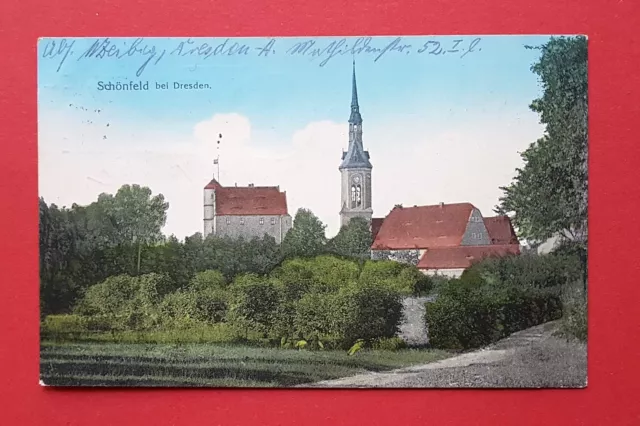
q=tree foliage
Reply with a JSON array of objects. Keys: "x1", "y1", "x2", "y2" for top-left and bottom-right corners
[
  {"x1": 497, "y1": 36, "x2": 588, "y2": 245},
  {"x1": 281, "y1": 208, "x2": 327, "y2": 258},
  {"x1": 326, "y1": 217, "x2": 372, "y2": 259}
]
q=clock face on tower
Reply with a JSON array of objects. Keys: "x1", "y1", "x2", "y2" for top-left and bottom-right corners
[{"x1": 353, "y1": 176, "x2": 360, "y2": 184}]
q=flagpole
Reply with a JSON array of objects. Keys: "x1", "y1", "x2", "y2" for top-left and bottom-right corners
[{"x1": 217, "y1": 156, "x2": 220, "y2": 182}]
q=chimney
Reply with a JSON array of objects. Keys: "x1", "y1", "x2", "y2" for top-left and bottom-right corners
[
  {"x1": 248, "y1": 183, "x2": 254, "y2": 187},
  {"x1": 439, "y1": 202, "x2": 444, "y2": 208},
  {"x1": 235, "y1": 182, "x2": 237, "y2": 187}
]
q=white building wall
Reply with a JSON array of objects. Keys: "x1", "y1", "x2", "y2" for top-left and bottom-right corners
[
  {"x1": 203, "y1": 188, "x2": 215, "y2": 238},
  {"x1": 422, "y1": 268, "x2": 466, "y2": 278}
]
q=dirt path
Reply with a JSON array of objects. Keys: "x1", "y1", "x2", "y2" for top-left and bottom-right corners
[{"x1": 304, "y1": 321, "x2": 587, "y2": 388}]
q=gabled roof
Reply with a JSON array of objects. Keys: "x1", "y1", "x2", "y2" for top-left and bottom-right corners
[
  {"x1": 371, "y1": 203, "x2": 475, "y2": 250},
  {"x1": 417, "y1": 244, "x2": 521, "y2": 270},
  {"x1": 206, "y1": 180, "x2": 288, "y2": 216},
  {"x1": 371, "y1": 217, "x2": 385, "y2": 241},
  {"x1": 484, "y1": 216, "x2": 519, "y2": 245}
]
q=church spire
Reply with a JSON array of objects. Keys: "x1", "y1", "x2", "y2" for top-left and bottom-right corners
[
  {"x1": 349, "y1": 60, "x2": 362, "y2": 125},
  {"x1": 340, "y1": 60, "x2": 371, "y2": 170}
]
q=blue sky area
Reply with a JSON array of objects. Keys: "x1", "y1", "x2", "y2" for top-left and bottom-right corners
[{"x1": 37, "y1": 36, "x2": 558, "y2": 238}]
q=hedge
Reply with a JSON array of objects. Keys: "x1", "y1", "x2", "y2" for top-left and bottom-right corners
[{"x1": 425, "y1": 282, "x2": 563, "y2": 350}]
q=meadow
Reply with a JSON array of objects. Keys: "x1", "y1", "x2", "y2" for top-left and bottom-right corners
[{"x1": 40, "y1": 340, "x2": 450, "y2": 387}]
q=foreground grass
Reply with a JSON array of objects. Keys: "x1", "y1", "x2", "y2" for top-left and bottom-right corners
[{"x1": 40, "y1": 341, "x2": 451, "y2": 387}]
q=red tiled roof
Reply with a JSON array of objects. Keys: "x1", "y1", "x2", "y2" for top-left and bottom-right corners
[
  {"x1": 216, "y1": 186, "x2": 288, "y2": 216},
  {"x1": 371, "y1": 217, "x2": 385, "y2": 241},
  {"x1": 484, "y1": 216, "x2": 519, "y2": 245},
  {"x1": 371, "y1": 203, "x2": 475, "y2": 250},
  {"x1": 417, "y1": 244, "x2": 521, "y2": 270}
]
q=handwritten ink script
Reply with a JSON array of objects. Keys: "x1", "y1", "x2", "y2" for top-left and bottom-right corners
[{"x1": 41, "y1": 37, "x2": 483, "y2": 77}]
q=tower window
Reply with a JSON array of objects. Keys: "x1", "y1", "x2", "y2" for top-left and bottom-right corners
[
  {"x1": 356, "y1": 185, "x2": 362, "y2": 206},
  {"x1": 259, "y1": 218, "x2": 264, "y2": 225},
  {"x1": 351, "y1": 185, "x2": 357, "y2": 208}
]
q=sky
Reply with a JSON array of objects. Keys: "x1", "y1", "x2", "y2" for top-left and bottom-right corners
[{"x1": 38, "y1": 35, "x2": 555, "y2": 239}]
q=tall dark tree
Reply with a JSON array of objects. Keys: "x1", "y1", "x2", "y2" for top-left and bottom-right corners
[
  {"x1": 94, "y1": 185, "x2": 169, "y2": 274},
  {"x1": 281, "y1": 208, "x2": 327, "y2": 259},
  {"x1": 496, "y1": 36, "x2": 588, "y2": 288},
  {"x1": 327, "y1": 217, "x2": 372, "y2": 260},
  {"x1": 497, "y1": 36, "x2": 588, "y2": 245}
]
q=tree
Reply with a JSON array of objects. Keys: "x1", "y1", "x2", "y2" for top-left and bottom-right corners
[
  {"x1": 326, "y1": 217, "x2": 372, "y2": 259},
  {"x1": 497, "y1": 36, "x2": 587, "y2": 246},
  {"x1": 496, "y1": 36, "x2": 587, "y2": 289},
  {"x1": 95, "y1": 185, "x2": 169, "y2": 274},
  {"x1": 281, "y1": 208, "x2": 327, "y2": 258}
]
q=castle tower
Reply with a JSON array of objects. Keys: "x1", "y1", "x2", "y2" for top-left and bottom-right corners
[
  {"x1": 339, "y1": 61, "x2": 373, "y2": 228},
  {"x1": 203, "y1": 175, "x2": 221, "y2": 238}
]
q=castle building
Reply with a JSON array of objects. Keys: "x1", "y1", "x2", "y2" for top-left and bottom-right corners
[
  {"x1": 339, "y1": 61, "x2": 374, "y2": 228},
  {"x1": 203, "y1": 178, "x2": 292, "y2": 243}
]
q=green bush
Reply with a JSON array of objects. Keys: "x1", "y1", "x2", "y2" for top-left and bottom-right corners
[
  {"x1": 463, "y1": 253, "x2": 582, "y2": 290},
  {"x1": 159, "y1": 290, "x2": 200, "y2": 329},
  {"x1": 74, "y1": 275, "x2": 139, "y2": 316},
  {"x1": 195, "y1": 288, "x2": 228, "y2": 323},
  {"x1": 74, "y1": 273, "x2": 172, "y2": 331},
  {"x1": 359, "y1": 260, "x2": 431, "y2": 295},
  {"x1": 333, "y1": 282, "x2": 404, "y2": 347},
  {"x1": 41, "y1": 314, "x2": 87, "y2": 339},
  {"x1": 189, "y1": 270, "x2": 227, "y2": 291},
  {"x1": 272, "y1": 256, "x2": 359, "y2": 293},
  {"x1": 559, "y1": 281, "x2": 587, "y2": 341},
  {"x1": 227, "y1": 274, "x2": 282, "y2": 337},
  {"x1": 292, "y1": 291, "x2": 338, "y2": 343},
  {"x1": 425, "y1": 282, "x2": 562, "y2": 350}
]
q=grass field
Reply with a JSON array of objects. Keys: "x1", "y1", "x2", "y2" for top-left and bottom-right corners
[{"x1": 40, "y1": 341, "x2": 451, "y2": 387}]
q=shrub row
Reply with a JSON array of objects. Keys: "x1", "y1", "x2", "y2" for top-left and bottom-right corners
[
  {"x1": 425, "y1": 284, "x2": 562, "y2": 350},
  {"x1": 425, "y1": 253, "x2": 579, "y2": 350},
  {"x1": 47, "y1": 255, "x2": 420, "y2": 348},
  {"x1": 226, "y1": 272, "x2": 405, "y2": 349}
]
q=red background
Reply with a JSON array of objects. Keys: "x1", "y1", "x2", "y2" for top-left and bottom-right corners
[{"x1": 1, "y1": 0, "x2": 639, "y2": 424}]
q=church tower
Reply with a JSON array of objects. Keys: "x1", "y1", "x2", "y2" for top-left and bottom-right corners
[{"x1": 339, "y1": 61, "x2": 373, "y2": 228}]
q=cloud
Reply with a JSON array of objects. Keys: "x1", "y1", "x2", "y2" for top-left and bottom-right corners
[{"x1": 38, "y1": 106, "x2": 543, "y2": 239}]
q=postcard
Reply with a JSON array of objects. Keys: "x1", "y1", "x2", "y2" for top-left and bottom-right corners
[{"x1": 38, "y1": 35, "x2": 587, "y2": 388}]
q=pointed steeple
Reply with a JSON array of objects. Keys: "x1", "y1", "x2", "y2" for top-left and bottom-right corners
[
  {"x1": 340, "y1": 60, "x2": 371, "y2": 170},
  {"x1": 349, "y1": 60, "x2": 362, "y2": 125}
]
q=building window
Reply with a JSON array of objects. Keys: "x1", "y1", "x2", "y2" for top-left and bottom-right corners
[
  {"x1": 225, "y1": 217, "x2": 230, "y2": 225},
  {"x1": 259, "y1": 218, "x2": 264, "y2": 225},
  {"x1": 356, "y1": 185, "x2": 362, "y2": 207},
  {"x1": 271, "y1": 217, "x2": 276, "y2": 225},
  {"x1": 240, "y1": 218, "x2": 245, "y2": 225}
]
